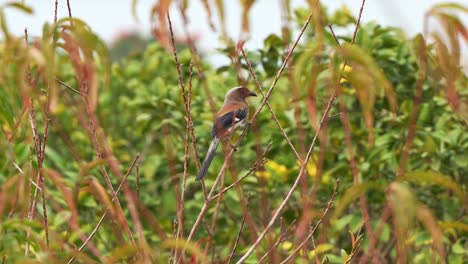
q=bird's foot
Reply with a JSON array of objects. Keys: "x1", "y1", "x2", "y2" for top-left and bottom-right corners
[
  {"x1": 225, "y1": 139, "x2": 238, "y2": 151},
  {"x1": 229, "y1": 142, "x2": 238, "y2": 152}
]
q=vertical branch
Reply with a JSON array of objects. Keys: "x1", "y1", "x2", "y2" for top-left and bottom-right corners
[
  {"x1": 66, "y1": 0, "x2": 74, "y2": 26},
  {"x1": 24, "y1": 27, "x2": 50, "y2": 252},
  {"x1": 364, "y1": 36, "x2": 427, "y2": 263},
  {"x1": 136, "y1": 162, "x2": 140, "y2": 201},
  {"x1": 327, "y1": 0, "x2": 373, "y2": 252},
  {"x1": 166, "y1": 12, "x2": 208, "y2": 201},
  {"x1": 80, "y1": 82, "x2": 136, "y2": 247},
  {"x1": 397, "y1": 36, "x2": 427, "y2": 178},
  {"x1": 178, "y1": 61, "x2": 194, "y2": 238},
  {"x1": 177, "y1": 4, "x2": 217, "y2": 115},
  {"x1": 67, "y1": 154, "x2": 141, "y2": 264},
  {"x1": 54, "y1": 0, "x2": 58, "y2": 23},
  {"x1": 226, "y1": 193, "x2": 251, "y2": 264}
]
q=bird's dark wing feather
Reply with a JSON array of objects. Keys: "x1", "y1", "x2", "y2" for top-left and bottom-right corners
[{"x1": 211, "y1": 108, "x2": 248, "y2": 139}]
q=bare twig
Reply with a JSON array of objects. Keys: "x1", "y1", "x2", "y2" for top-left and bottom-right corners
[
  {"x1": 397, "y1": 36, "x2": 427, "y2": 178},
  {"x1": 227, "y1": 193, "x2": 251, "y2": 264},
  {"x1": 54, "y1": 0, "x2": 58, "y2": 23},
  {"x1": 236, "y1": 85, "x2": 337, "y2": 263},
  {"x1": 177, "y1": 4, "x2": 217, "y2": 115},
  {"x1": 56, "y1": 78, "x2": 85, "y2": 96},
  {"x1": 239, "y1": 47, "x2": 301, "y2": 161},
  {"x1": 136, "y1": 162, "x2": 140, "y2": 201},
  {"x1": 203, "y1": 171, "x2": 226, "y2": 258},
  {"x1": 67, "y1": 154, "x2": 141, "y2": 264},
  {"x1": 24, "y1": 27, "x2": 50, "y2": 252},
  {"x1": 210, "y1": 142, "x2": 271, "y2": 200},
  {"x1": 258, "y1": 219, "x2": 297, "y2": 263},
  {"x1": 345, "y1": 220, "x2": 366, "y2": 264},
  {"x1": 185, "y1": 6, "x2": 319, "y2": 257},
  {"x1": 280, "y1": 179, "x2": 340, "y2": 263},
  {"x1": 166, "y1": 12, "x2": 207, "y2": 202},
  {"x1": 66, "y1": 0, "x2": 73, "y2": 26},
  {"x1": 186, "y1": 138, "x2": 271, "y2": 243},
  {"x1": 328, "y1": 0, "x2": 374, "y2": 259},
  {"x1": 81, "y1": 81, "x2": 136, "y2": 246},
  {"x1": 235, "y1": 10, "x2": 330, "y2": 263}
]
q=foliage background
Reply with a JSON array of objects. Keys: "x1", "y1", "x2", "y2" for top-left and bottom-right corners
[{"x1": 0, "y1": 0, "x2": 467, "y2": 263}]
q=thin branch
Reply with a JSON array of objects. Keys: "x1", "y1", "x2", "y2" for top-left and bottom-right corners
[
  {"x1": 186, "y1": 138, "x2": 271, "y2": 243},
  {"x1": 54, "y1": 0, "x2": 58, "y2": 23},
  {"x1": 234, "y1": 12, "x2": 334, "y2": 263},
  {"x1": 227, "y1": 193, "x2": 251, "y2": 264},
  {"x1": 210, "y1": 142, "x2": 271, "y2": 200},
  {"x1": 328, "y1": 24, "x2": 341, "y2": 46},
  {"x1": 180, "y1": 3, "x2": 316, "y2": 246},
  {"x1": 66, "y1": 0, "x2": 73, "y2": 26},
  {"x1": 239, "y1": 47, "x2": 301, "y2": 161},
  {"x1": 328, "y1": 0, "x2": 374, "y2": 257},
  {"x1": 24, "y1": 27, "x2": 50, "y2": 252},
  {"x1": 67, "y1": 154, "x2": 141, "y2": 264},
  {"x1": 249, "y1": 10, "x2": 312, "y2": 123},
  {"x1": 258, "y1": 219, "x2": 297, "y2": 263},
  {"x1": 236, "y1": 85, "x2": 337, "y2": 263},
  {"x1": 166, "y1": 12, "x2": 207, "y2": 202},
  {"x1": 397, "y1": 37, "x2": 427, "y2": 178},
  {"x1": 55, "y1": 78, "x2": 85, "y2": 96},
  {"x1": 177, "y1": 4, "x2": 217, "y2": 115},
  {"x1": 280, "y1": 179, "x2": 340, "y2": 263},
  {"x1": 81, "y1": 81, "x2": 136, "y2": 246},
  {"x1": 345, "y1": 221, "x2": 366, "y2": 264}
]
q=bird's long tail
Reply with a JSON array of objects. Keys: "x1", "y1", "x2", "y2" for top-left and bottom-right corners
[{"x1": 196, "y1": 137, "x2": 220, "y2": 180}]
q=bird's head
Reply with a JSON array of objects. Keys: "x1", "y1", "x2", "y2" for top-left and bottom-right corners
[{"x1": 224, "y1": 86, "x2": 257, "y2": 103}]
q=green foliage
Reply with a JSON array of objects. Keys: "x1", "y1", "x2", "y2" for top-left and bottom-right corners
[{"x1": 0, "y1": 1, "x2": 467, "y2": 263}]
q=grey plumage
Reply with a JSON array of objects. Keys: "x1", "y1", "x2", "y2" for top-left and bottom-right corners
[{"x1": 195, "y1": 137, "x2": 220, "y2": 180}]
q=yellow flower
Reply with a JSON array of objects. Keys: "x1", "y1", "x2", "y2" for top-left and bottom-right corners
[
  {"x1": 255, "y1": 170, "x2": 272, "y2": 179},
  {"x1": 340, "y1": 63, "x2": 353, "y2": 74},
  {"x1": 297, "y1": 154, "x2": 318, "y2": 178},
  {"x1": 308, "y1": 243, "x2": 334, "y2": 259},
  {"x1": 266, "y1": 160, "x2": 289, "y2": 177},
  {"x1": 306, "y1": 159, "x2": 317, "y2": 178},
  {"x1": 281, "y1": 241, "x2": 293, "y2": 251},
  {"x1": 339, "y1": 63, "x2": 353, "y2": 85}
]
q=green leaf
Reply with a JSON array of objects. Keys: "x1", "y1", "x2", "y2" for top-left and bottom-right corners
[
  {"x1": 341, "y1": 248, "x2": 350, "y2": 264},
  {"x1": 399, "y1": 171, "x2": 465, "y2": 203},
  {"x1": 332, "y1": 182, "x2": 383, "y2": 220},
  {"x1": 3, "y1": 1, "x2": 34, "y2": 14}
]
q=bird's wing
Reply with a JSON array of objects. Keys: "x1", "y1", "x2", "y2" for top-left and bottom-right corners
[{"x1": 211, "y1": 107, "x2": 248, "y2": 139}]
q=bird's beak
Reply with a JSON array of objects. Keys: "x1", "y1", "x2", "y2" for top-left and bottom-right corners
[{"x1": 249, "y1": 91, "x2": 257, "y2": 97}]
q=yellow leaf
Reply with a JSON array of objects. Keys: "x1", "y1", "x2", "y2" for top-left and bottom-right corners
[
  {"x1": 255, "y1": 170, "x2": 272, "y2": 179},
  {"x1": 308, "y1": 243, "x2": 334, "y2": 259},
  {"x1": 267, "y1": 160, "x2": 289, "y2": 177},
  {"x1": 306, "y1": 158, "x2": 317, "y2": 178},
  {"x1": 281, "y1": 241, "x2": 293, "y2": 251}
]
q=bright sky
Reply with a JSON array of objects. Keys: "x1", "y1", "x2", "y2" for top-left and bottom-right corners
[{"x1": 1, "y1": 0, "x2": 466, "y2": 65}]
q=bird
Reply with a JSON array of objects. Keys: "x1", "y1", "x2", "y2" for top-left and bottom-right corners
[{"x1": 195, "y1": 86, "x2": 257, "y2": 180}]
